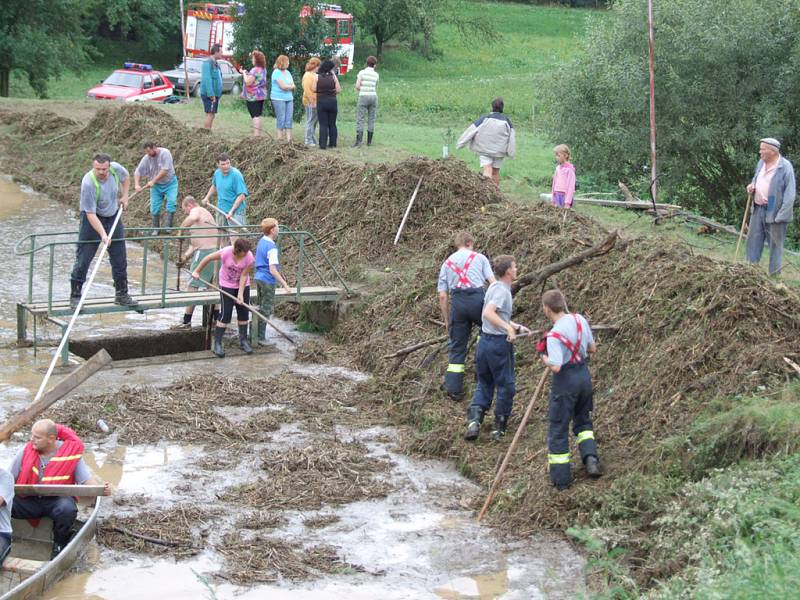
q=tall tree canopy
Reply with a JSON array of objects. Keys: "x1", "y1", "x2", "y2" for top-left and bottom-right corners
[
  {"x1": 540, "y1": 0, "x2": 800, "y2": 234},
  {"x1": 0, "y1": 0, "x2": 91, "y2": 97}
]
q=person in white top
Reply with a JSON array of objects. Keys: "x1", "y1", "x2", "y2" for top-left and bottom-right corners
[{"x1": 353, "y1": 56, "x2": 379, "y2": 148}]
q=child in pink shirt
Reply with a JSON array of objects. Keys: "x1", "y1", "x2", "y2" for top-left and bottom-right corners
[
  {"x1": 192, "y1": 238, "x2": 255, "y2": 358},
  {"x1": 551, "y1": 144, "x2": 576, "y2": 209}
]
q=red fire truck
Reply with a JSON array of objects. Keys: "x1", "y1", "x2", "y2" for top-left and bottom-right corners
[{"x1": 185, "y1": 2, "x2": 355, "y2": 74}]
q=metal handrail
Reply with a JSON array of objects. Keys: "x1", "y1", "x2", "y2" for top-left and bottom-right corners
[{"x1": 15, "y1": 225, "x2": 350, "y2": 307}]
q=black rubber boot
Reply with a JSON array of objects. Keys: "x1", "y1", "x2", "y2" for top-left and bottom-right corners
[
  {"x1": 490, "y1": 415, "x2": 508, "y2": 441},
  {"x1": 367, "y1": 131, "x2": 374, "y2": 146},
  {"x1": 585, "y1": 455, "x2": 602, "y2": 478},
  {"x1": 164, "y1": 211, "x2": 174, "y2": 232},
  {"x1": 464, "y1": 406, "x2": 484, "y2": 441},
  {"x1": 69, "y1": 280, "x2": 82, "y2": 310},
  {"x1": 212, "y1": 325, "x2": 226, "y2": 357},
  {"x1": 239, "y1": 323, "x2": 253, "y2": 354},
  {"x1": 352, "y1": 131, "x2": 363, "y2": 147},
  {"x1": 151, "y1": 213, "x2": 160, "y2": 236},
  {"x1": 114, "y1": 280, "x2": 141, "y2": 311}
]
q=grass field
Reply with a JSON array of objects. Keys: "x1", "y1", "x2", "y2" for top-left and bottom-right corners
[{"x1": 8, "y1": 2, "x2": 602, "y2": 192}]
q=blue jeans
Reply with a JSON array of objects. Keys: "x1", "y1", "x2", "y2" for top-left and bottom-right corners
[
  {"x1": 149, "y1": 177, "x2": 179, "y2": 215},
  {"x1": 70, "y1": 212, "x2": 128, "y2": 284},
  {"x1": 745, "y1": 204, "x2": 788, "y2": 275},
  {"x1": 470, "y1": 333, "x2": 516, "y2": 418},
  {"x1": 272, "y1": 99, "x2": 293, "y2": 129}
]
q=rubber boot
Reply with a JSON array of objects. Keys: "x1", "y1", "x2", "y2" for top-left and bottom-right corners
[
  {"x1": 212, "y1": 325, "x2": 226, "y2": 357},
  {"x1": 490, "y1": 415, "x2": 508, "y2": 441},
  {"x1": 164, "y1": 211, "x2": 174, "y2": 233},
  {"x1": 352, "y1": 131, "x2": 363, "y2": 147},
  {"x1": 464, "y1": 406, "x2": 484, "y2": 441},
  {"x1": 69, "y1": 280, "x2": 82, "y2": 310},
  {"x1": 585, "y1": 455, "x2": 602, "y2": 478},
  {"x1": 114, "y1": 280, "x2": 141, "y2": 311},
  {"x1": 239, "y1": 323, "x2": 253, "y2": 354},
  {"x1": 257, "y1": 320, "x2": 269, "y2": 346},
  {"x1": 151, "y1": 213, "x2": 160, "y2": 236},
  {"x1": 367, "y1": 131, "x2": 374, "y2": 146},
  {"x1": 51, "y1": 530, "x2": 71, "y2": 559}
]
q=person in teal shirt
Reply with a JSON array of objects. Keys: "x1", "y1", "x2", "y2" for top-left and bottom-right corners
[
  {"x1": 201, "y1": 44, "x2": 224, "y2": 130},
  {"x1": 201, "y1": 153, "x2": 248, "y2": 243},
  {"x1": 270, "y1": 54, "x2": 296, "y2": 141}
]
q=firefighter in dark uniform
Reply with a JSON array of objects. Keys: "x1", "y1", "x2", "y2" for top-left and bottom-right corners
[
  {"x1": 538, "y1": 289, "x2": 602, "y2": 490},
  {"x1": 464, "y1": 255, "x2": 529, "y2": 441},
  {"x1": 437, "y1": 231, "x2": 495, "y2": 400}
]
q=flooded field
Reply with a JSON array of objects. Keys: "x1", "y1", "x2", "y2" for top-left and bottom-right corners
[{"x1": 0, "y1": 176, "x2": 585, "y2": 599}]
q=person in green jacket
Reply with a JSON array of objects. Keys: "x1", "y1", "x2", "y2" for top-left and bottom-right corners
[{"x1": 201, "y1": 44, "x2": 224, "y2": 130}]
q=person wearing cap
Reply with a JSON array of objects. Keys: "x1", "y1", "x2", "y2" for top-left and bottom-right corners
[
  {"x1": 745, "y1": 138, "x2": 796, "y2": 275},
  {"x1": 464, "y1": 255, "x2": 529, "y2": 442},
  {"x1": 437, "y1": 231, "x2": 495, "y2": 401}
]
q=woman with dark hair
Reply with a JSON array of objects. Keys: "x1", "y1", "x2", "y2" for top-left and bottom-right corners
[
  {"x1": 240, "y1": 50, "x2": 268, "y2": 136},
  {"x1": 192, "y1": 238, "x2": 255, "y2": 357},
  {"x1": 312, "y1": 59, "x2": 341, "y2": 149}
]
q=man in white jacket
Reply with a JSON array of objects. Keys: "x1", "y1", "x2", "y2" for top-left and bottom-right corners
[{"x1": 457, "y1": 97, "x2": 516, "y2": 185}]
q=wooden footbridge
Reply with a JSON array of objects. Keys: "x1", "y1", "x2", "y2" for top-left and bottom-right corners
[{"x1": 14, "y1": 224, "x2": 350, "y2": 364}]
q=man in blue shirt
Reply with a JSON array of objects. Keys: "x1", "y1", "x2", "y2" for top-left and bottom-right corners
[
  {"x1": 201, "y1": 44, "x2": 224, "y2": 130},
  {"x1": 254, "y1": 218, "x2": 292, "y2": 346},
  {"x1": 201, "y1": 153, "x2": 248, "y2": 244}
]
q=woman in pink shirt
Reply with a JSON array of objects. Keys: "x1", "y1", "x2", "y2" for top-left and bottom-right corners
[
  {"x1": 192, "y1": 238, "x2": 255, "y2": 357},
  {"x1": 551, "y1": 144, "x2": 576, "y2": 209}
]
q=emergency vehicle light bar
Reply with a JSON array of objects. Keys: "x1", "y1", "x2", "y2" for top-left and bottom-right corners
[{"x1": 123, "y1": 62, "x2": 153, "y2": 71}]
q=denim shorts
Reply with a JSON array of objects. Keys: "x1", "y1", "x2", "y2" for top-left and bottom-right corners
[
  {"x1": 272, "y1": 99, "x2": 293, "y2": 129},
  {"x1": 201, "y1": 95, "x2": 219, "y2": 114}
]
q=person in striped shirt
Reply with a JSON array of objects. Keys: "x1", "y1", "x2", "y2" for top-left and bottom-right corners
[{"x1": 353, "y1": 56, "x2": 379, "y2": 147}]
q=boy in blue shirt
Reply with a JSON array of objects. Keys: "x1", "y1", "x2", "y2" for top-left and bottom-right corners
[
  {"x1": 201, "y1": 153, "x2": 248, "y2": 243},
  {"x1": 254, "y1": 218, "x2": 292, "y2": 345}
]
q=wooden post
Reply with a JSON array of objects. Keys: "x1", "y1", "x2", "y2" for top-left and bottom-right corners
[
  {"x1": 393, "y1": 177, "x2": 423, "y2": 245},
  {"x1": 179, "y1": 0, "x2": 191, "y2": 100},
  {"x1": 15, "y1": 484, "x2": 107, "y2": 497},
  {"x1": 0, "y1": 349, "x2": 112, "y2": 443},
  {"x1": 647, "y1": 0, "x2": 658, "y2": 206}
]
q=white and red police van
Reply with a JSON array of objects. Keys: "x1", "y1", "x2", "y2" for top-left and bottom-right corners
[
  {"x1": 87, "y1": 63, "x2": 174, "y2": 102},
  {"x1": 185, "y1": 2, "x2": 355, "y2": 75}
]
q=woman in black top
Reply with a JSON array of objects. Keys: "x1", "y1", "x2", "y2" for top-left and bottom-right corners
[{"x1": 312, "y1": 59, "x2": 342, "y2": 149}]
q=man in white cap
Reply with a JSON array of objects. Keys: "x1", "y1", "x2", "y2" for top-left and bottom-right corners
[{"x1": 745, "y1": 138, "x2": 795, "y2": 275}]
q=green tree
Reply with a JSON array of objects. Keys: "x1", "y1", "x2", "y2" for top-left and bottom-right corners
[
  {"x1": 0, "y1": 0, "x2": 92, "y2": 97},
  {"x1": 540, "y1": 0, "x2": 800, "y2": 234},
  {"x1": 406, "y1": 0, "x2": 498, "y2": 59},
  {"x1": 343, "y1": 0, "x2": 411, "y2": 59},
  {"x1": 234, "y1": 0, "x2": 333, "y2": 120},
  {"x1": 84, "y1": 0, "x2": 181, "y2": 50}
]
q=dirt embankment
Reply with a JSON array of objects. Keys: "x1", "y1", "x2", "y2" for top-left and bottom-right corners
[{"x1": 4, "y1": 104, "x2": 800, "y2": 587}]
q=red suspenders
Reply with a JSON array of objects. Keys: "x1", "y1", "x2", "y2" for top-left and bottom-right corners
[
  {"x1": 445, "y1": 252, "x2": 477, "y2": 289},
  {"x1": 545, "y1": 314, "x2": 583, "y2": 363}
]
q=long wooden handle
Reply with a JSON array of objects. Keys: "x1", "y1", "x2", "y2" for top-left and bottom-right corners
[
  {"x1": 184, "y1": 269, "x2": 296, "y2": 345},
  {"x1": 477, "y1": 368, "x2": 549, "y2": 522},
  {"x1": 0, "y1": 349, "x2": 112, "y2": 444},
  {"x1": 15, "y1": 484, "x2": 107, "y2": 497},
  {"x1": 734, "y1": 193, "x2": 753, "y2": 262},
  {"x1": 202, "y1": 200, "x2": 244, "y2": 228},
  {"x1": 393, "y1": 176, "x2": 423, "y2": 245}
]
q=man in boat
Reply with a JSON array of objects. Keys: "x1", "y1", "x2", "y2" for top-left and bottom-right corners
[
  {"x1": 9, "y1": 420, "x2": 111, "y2": 558},
  {"x1": 0, "y1": 467, "x2": 13, "y2": 562},
  {"x1": 437, "y1": 231, "x2": 495, "y2": 401},
  {"x1": 69, "y1": 153, "x2": 139, "y2": 311}
]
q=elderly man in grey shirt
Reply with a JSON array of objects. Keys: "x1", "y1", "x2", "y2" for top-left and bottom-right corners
[
  {"x1": 745, "y1": 137, "x2": 796, "y2": 276},
  {"x1": 134, "y1": 141, "x2": 179, "y2": 235},
  {"x1": 69, "y1": 153, "x2": 139, "y2": 310}
]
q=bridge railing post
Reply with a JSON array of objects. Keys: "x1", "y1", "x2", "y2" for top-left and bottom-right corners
[
  {"x1": 47, "y1": 244, "x2": 55, "y2": 312},
  {"x1": 27, "y1": 235, "x2": 35, "y2": 304},
  {"x1": 141, "y1": 236, "x2": 149, "y2": 295},
  {"x1": 161, "y1": 238, "x2": 169, "y2": 307}
]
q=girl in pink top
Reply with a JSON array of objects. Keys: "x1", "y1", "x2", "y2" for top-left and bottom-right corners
[
  {"x1": 192, "y1": 238, "x2": 256, "y2": 357},
  {"x1": 551, "y1": 144, "x2": 576, "y2": 209}
]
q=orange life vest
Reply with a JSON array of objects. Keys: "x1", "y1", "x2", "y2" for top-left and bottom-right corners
[{"x1": 16, "y1": 424, "x2": 85, "y2": 487}]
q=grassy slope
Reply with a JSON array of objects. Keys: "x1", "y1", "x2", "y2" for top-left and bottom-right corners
[{"x1": 4, "y1": 3, "x2": 800, "y2": 597}]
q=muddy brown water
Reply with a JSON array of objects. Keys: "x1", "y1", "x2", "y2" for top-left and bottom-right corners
[{"x1": 0, "y1": 176, "x2": 585, "y2": 598}]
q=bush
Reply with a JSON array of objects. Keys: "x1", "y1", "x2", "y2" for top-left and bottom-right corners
[{"x1": 540, "y1": 0, "x2": 800, "y2": 238}]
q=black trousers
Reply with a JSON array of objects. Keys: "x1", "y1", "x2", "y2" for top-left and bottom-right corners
[
  {"x1": 547, "y1": 362, "x2": 598, "y2": 487},
  {"x1": 317, "y1": 97, "x2": 338, "y2": 149},
  {"x1": 12, "y1": 495, "x2": 78, "y2": 544},
  {"x1": 444, "y1": 288, "x2": 484, "y2": 396},
  {"x1": 70, "y1": 211, "x2": 128, "y2": 284},
  {"x1": 219, "y1": 285, "x2": 250, "y2": 324}
]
